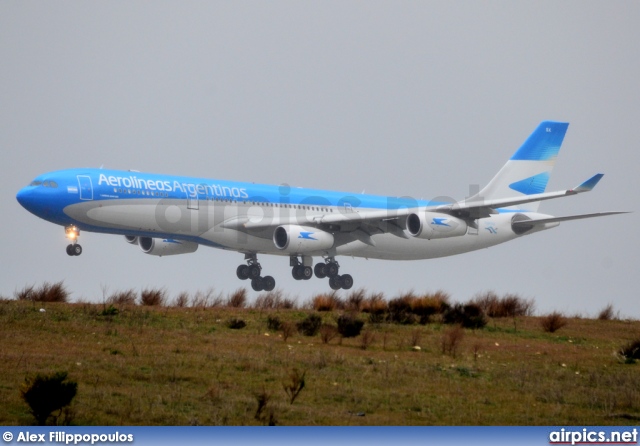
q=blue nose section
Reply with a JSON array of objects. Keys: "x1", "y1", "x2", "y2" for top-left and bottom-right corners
[{"x1": 16, "y1": 187, "x2": 36, "y2": 212}]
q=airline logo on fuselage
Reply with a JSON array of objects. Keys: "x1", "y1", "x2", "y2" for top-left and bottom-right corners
[{"x1": 98, "y1": 174, "x2": 249, "y2": 199}]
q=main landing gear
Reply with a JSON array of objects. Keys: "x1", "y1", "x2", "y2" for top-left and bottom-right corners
[
  {"x1": 313, "y1": 258, "x2": 353, "y2": 290},
  {"x1": 236, "y1": 254, "x2": 276, "y2": 292},
  {"x1": 290, "y1": 256, "x2": 313, "y2": 281},
  {"x1": 65, "y1": 225, "x2": 82, "y2": 256}
]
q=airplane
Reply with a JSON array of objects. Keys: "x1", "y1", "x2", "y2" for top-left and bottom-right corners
[{"x1": 16, "y1": 121, "x2": 627, "y2": 292}]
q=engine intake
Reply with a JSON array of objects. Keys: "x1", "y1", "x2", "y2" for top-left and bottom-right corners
[
  {"x1": 124, "y1": 235, "x2": 138, "y2": 245},
  {"x1": 406, "y1": 212, "x2": 468, "y2": 239},
  {"x1": 273, "y1": 225, "x2": 334, "y2": 254},
  {"x1": 138, "y1": 237, "x2": 199, "y2": 256}
]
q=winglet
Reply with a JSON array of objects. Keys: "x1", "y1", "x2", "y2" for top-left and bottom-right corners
[{"x1": 573, "y1": 173, "x2": 604, "y2": 193}]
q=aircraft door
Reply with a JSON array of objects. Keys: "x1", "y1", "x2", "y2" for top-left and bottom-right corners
[
  {"x1": 187, "y1": 186, "x2": 199, "y2": 210},
  {"x1": 77, "y1": 175, "x2": 93, "y2": 200}
]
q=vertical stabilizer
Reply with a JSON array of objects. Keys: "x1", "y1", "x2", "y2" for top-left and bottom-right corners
[{"x1": 473, "y1": 121, "x2": 569, "y2": 212}]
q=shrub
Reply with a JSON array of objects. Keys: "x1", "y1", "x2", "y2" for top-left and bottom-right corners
[
  {"x1": 346, "y1": 288, "x2": 366, "y2": 312},
  {"x1": 336, "y1": 314, "x2": 364, "y2": 338},
  {"x1": 362, "y1": 292, "x2": 387, "y2": 323},
  {"x1": 253, "y1": 387, "x2": 271, "y2": 421},
  {"x1": 618, "y1": 339, "x2": 640, "y2": 363},
  {"x1": 174, "y1": 292, "x2": 189, "y2": 308},
  {"x1": 441, "y1": 325, "x2": 464, "y2": 357},
  {"x1": 311, "y1": 291, "x2": 344, "y2": 311},
  {"x1": 15, "y1": 284, "x2": 35, "y2": 301},
  {"x1": 387, "y1": 292, "x2": 416, "y2": 324},
  {"x1": 21, "y1": 371, "x2": 77, "y2": 425},
  {"x1": 227, "y1": 288, "x2": 247, "y2": 308},
  {"x1": 359, "y1": 330, "x2": 376, "y2": 350},
  {"x1": 281, "y1": 297, "x2": 297, "y2": 309},
  {"x1": 107, "y1": 289, "x2": 137, "y2": 306},
  {"x1": 597, "y1": 303, "x2": 617, "y2": 321},
  {"x1": 297, "y1": 314, "x2": 322, "y2": 336},
  {"x1": 99, "y1": 305, "x2": 119, "y2": 316},
  {"x1": 472, "y1": 291, "x2": 534, "y2": 318},
  {"x1": 266, "y1": 315, "x2": 282, "y2": 331},
  {"x1": 411, "y1": 292, "x2": 449, "y2": 324},
  {"x1": 140, "y1": 288, "x2": 166, "y2": 306},
  {"x1": 16, "y1": 281, "x2": 69, "y2": 303},
  {"x1": 282, "y1": 368, "x2": 306, "y2": 404},
  {"x1": 281, "y1": 322, "x2": 296, "y2": 342},
  {"x1": 540, "y1": 312, "x2": 568, "y2": 333},
  {"x1": 255, "y1": 290, "x2": 293, "y2": 310},
  {"x1": 443, "y1": 303, "x2": 487, "y2": 329},
  {"x1": 191, "y1": 288, "x2": 223, "y2": 308},
  {"x1": 319, "y1": 324, "x2": 339, "y2": 344},
  {"x1": 227, "y1": 318, "x2": 246, "y2": 329}
]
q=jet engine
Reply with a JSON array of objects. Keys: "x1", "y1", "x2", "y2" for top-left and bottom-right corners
[
  {"x1": 138, "y1": 237, "x2": 199, "y2": 256},
  {"x1": 406, "y1": 212, "x2": 468, "y2": 239},
  {"x1": 124, "y1": 235, "x2": 138, "y2": 245},
  {"x1": 273, "y1": 225, "x2": 334, "y2": 254}
]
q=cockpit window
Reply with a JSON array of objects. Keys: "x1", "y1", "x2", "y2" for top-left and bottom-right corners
[
  {"x1": 43, "y1": 181, "x2": 50, "y2": 187},
  {"x1": 30, "y1": 181, "x2": 42, "y2": 187},
  {"x1": 49, "y1": 181, "x2": 58, "y2": 188}
]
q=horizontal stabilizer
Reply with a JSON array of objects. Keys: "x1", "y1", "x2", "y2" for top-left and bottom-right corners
[{"x1": 573, "y1": 173, "x2": 604, "y2": 193}]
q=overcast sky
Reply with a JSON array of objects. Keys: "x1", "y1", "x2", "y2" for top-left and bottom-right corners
[{"x1": 1, "y1": 1, "x2": 638, "y2": 317}]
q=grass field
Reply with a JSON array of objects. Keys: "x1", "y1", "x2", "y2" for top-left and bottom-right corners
[{"x1": 1, "y1": 295, "x2": 639, "y2": 426}]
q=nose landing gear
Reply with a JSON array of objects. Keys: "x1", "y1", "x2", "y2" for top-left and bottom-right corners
[{"x1": 65, "y1": 225, "x2": 82, "y2": 256}]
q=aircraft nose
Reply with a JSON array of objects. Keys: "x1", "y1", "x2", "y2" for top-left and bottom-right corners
[{"x1": 16, "y1": 187, "x2": 38, "y2": 213}]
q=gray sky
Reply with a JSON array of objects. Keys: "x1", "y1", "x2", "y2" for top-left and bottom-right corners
[{"x1": 1, "y1": 1, "x2": 638, "y2": 317}]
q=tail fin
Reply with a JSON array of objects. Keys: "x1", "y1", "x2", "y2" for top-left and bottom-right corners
[{"x1": 473, "y1": 121, "x2": 569, "y2": 212}]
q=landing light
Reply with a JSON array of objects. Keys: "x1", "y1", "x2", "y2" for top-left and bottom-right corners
[{"x1": 65, "y1": 226, "x2": 80, "y2": 240}]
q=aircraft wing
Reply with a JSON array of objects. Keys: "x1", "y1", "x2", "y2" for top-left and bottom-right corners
[
  {"x1": 511, "y1": 211, "x2": 630, "y2": 229},
  {"x1": 437, "y1": 174, "x2": 605, "y2": 219},
  {"x1": 229, "y1": 174, "x2": 614, "y2": 237}
]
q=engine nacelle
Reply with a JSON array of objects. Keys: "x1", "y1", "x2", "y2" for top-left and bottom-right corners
[
  {"x1": 124, "y1": 235, "x2": 138, "y2": 245},
  {"x1": 138, "y1": 237, "x2": 199, "y2": 256},
  {"x1": 273, "y1": 225, "x2": 334, "y2": 254},
  {"x1": 406, "y1": 212, "x2": 468, "y2": 239}
]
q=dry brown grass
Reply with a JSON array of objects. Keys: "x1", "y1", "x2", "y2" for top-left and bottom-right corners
[
  {"x1": 311, "y1": 292, "x2": 344, "y2": 312},
  {"x1": 16, "y1": 281, "x2": 69, "y2": 303},
  {"x1": 107, "y1": 289, "x2": 137, "y2": 306},
  {"x1": 139, "y1": 287, "x2": 166, "y2": 306}
]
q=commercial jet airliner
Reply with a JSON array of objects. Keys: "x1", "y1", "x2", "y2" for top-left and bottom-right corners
[{"x1": 16, "y1": 121, "x2": 627, "y2": 292}]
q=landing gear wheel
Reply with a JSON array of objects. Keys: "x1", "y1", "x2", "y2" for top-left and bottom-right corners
[
  {"x1": 67, "y1": 244, "x2": 82, "y2": 256},
  {"x1": 251, "y1": 277, "x2": 264, "y2": 292},
  {"x1": 329, "y1": 275, "x2": 342, "y2": 291},
  {"x1": 248, "y1": 264, "x2": 261, "y2": 279},
  {"x1": 340, "y1": 274, "x2": 353, "y2": 290},
  {"x1": 292, "y1": 266, "x2": 303, "y2": 280},
  {"x1": 326, "y1": 262, "x2": 339, "y2": 278},
  {"x1": 262, "y1": 276, "x2": 276, "y2": 292},
  {"x1": 302, "y1": 266, "x2": 313, "y2": 280},
  {"x1": 236, "y1": 265, "x2": 250, "y2": 280},
  {"x1": 314, "y1": 263, "x2": 327, "y2": 278}
]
